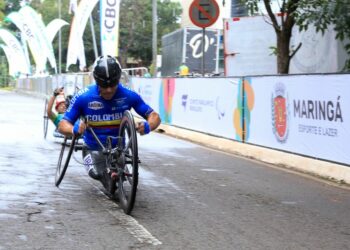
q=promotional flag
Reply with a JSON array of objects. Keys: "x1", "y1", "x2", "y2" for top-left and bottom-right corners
[
  {"x1": 66, "y1": 0, "x2": 99, "y2": 71},
  {"x1": 7, "y1": 11, "x2": 46, "y2": 73},
  {"x1": 100, "y1": 0, "x2": 121, "y2": 57},
  {"x1": 46, "y1": 19, "x2": 69, "y2": 43},
  {"x1": 20, "y1": 6, "x2": 57, "y2": 73}
]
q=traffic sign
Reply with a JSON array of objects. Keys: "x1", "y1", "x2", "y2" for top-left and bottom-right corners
[{"x1": 189, "y1": 0, "x2": 220, "y2": 28}]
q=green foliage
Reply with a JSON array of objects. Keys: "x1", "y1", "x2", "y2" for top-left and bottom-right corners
[
  {"x1": 119, "y1": 0, "x2": 181, "y2": 67},
  {"x1": 0, "y1": 0, "x2": 181, "y2": 74},
  {"x1": 0, "y1": 0, "x2": 5, "y2": 21}
]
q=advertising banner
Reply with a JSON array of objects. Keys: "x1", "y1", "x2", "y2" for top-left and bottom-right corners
[
  {"x1": 129, "y1": 77, "x2": 162, "y2": 114},
  {"x1": 100, "y1": 0, "x2": 121, "y2": 57},
  {"x1": 171, "y1": 78, "x2": 240, "y2": 140},
  {"x1": 185, "y1": 28, "x2": 220, "y2": 74},
  {"x1": 246, "y1": 74, "x2": 350, "y2": 165}
]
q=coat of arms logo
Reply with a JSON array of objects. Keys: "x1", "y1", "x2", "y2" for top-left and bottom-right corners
[{"x1": 271, "y1": 82, "x2": 289, "y2": 143}]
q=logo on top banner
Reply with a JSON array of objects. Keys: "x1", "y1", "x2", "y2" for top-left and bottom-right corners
[
  {"x1": 215, "y1": 96, "x2": 225, "y2": 120},
  {"x1": 189, "y1": 33, "x2": 215, "y2": 58},
  {"x1": 181, "y1": 95, "x2": 188, "y2": 110},
  {"x1": 271, "y1": 82, "x2": 289, "y2": 143}
]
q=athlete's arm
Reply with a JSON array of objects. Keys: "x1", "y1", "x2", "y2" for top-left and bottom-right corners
[
  {"x1": 47, "y1": 96, "x2": 55, "y2": 120},
  {"x1": 58, "y1": 119, "x2": 74, "y2": 137},
  {"x1": 47, "y1": 88, "x2": 63, "y2": 120},
  {"x1": 58, "y1": 119, "x2": 86, "y2": 137},
  {"x1": 58, "y1": 89, "x2": 86, "y2": 136}
]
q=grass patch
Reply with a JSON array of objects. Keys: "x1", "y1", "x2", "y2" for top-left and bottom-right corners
[{"x1": 0, "y1": 86, "x2": 15, "y2": 91}]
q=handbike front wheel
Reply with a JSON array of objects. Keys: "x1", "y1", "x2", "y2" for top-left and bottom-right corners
[
  {"x1": 43, "y1": 98, "x2": 49, "y2": 139},
  {"x1": 118, "y1": 110, "x2": 139, "y2": 215},
  {"x1": 55, "y1": 136, "x2": 77, "y2": 187}
]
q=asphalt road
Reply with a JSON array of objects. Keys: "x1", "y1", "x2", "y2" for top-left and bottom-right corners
[{"x1": 0, "y1": 90, "x2": 349, "y2": 250}]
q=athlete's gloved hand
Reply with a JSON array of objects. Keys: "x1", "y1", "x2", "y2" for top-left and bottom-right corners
[
  {"x1": 72, "y1": 121, "x2": 80, "y2": 136},
  {"x1": 136, "y1": 121, "x2": 150, "y2": 135},
  {"x1": 72, "y1": 120, "x2": 86, "y2": 136},
  {"x1": 143, "y1": 121, "x2": 150, "y2": 134},
  {"x1": 53, "y1": 87, "x2": 64, "y2": 97}
]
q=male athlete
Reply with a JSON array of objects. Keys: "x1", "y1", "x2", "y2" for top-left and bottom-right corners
[{"x1": 58, "y1": 55, "x2": 161, "y2": 179}]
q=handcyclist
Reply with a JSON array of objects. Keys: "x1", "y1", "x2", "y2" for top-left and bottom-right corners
[
  {"x1": 47, "y1": 87, "x2": 67, "y2": 137},
  {"x1": 58, "y1": 55, "x2": 161, "y2": 180}
]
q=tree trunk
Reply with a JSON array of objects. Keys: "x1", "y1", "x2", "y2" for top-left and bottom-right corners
[{"x1": 276, "y1": 29, "x2": 292, "y2": 74}]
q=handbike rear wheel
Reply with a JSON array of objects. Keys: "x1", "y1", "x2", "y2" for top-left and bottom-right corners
[
  {"x1": 43, "y1": 98, "x2": 49, "y2": 139},
  {"x1": 55, "y1": 136, "x2": 77, "y2": 187},
  {"x1": 118, "y1": 110, "x2": 139, "y2": 215}
]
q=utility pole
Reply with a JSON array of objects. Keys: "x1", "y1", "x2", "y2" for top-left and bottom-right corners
[{"x1": 152, "y1": 0, "x2": 157, "y2": 76}]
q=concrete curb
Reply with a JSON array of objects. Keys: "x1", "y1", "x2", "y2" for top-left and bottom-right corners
[{"x1": 156, "y1": 123, "x2": 350, "y2": 186}]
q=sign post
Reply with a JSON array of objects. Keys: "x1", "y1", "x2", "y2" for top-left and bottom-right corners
[{"x1": 189, "y1": 0, "x2": 220, "y2": 76}]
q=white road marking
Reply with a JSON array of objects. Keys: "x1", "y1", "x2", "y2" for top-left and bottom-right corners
[{"x1": 85, "y1": 176, "x2": 162, "y2": 246}]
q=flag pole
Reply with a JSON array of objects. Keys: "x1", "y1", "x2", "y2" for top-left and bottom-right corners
[
  {"x1": 89, "y1": 15, "x2": 98, "y2": 60},
  {"x1": 58, "y1": 0, "x2": 62, "y2": 74}
]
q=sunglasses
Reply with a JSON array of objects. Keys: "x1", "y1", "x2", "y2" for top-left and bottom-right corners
[{"x1": 98, "y1": 81, "x2": 118, "y2": 88}]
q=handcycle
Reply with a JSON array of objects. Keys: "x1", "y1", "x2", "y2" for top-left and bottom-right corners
[{"x1": 55, "y1": 110, "x2": 139, "y2": 215}]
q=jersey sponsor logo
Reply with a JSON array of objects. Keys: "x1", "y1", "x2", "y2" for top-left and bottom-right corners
[
  {"x1": 115, "y1": 97, "x2": 127, "y2": 106},
  {"x1": 66, "y1": 87, "x2": 88, "y2": 113},
  {"x1": 88, "y1": 101, "x2": 104, "y2": 110},
  {"x1": 86, "y1": 112, "x2": 123, "y2": 122}
]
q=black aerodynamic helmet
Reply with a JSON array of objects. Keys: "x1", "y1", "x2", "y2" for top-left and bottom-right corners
[{"x1": 93, "y1": 55, "x2": 122, "y2": 88}]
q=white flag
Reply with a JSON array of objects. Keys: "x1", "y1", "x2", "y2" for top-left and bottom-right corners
[
  {"x1": 46, "y1": 18, "x2": 69, "y2": 43},
  {"x1": 6, "y1": 12, "x2": 46, "y2": 73},
  {"x1": 100, "y1": 0, "x2": 121, "y2": 57},
  {"x1": 69, "y1": 0, "x2": 78, "y2": 14},
  {"x1": 66, "y1": 0, "x2": 99, "y2": 71},
  {"x1": 20, "y1": 6, "x2": 57, "y2": 73}
]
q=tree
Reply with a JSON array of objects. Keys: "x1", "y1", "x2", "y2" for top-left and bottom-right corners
[
  {"x1": 295, "y1": 0, "x2": 350, "y2": 71},
  {"x1": 0, "y1": 0, "x2": 5, "y2": 20},
  {"x1": 1, "y1": 0, "x2": 181, "y2": 73},
  {"x1": 119, "y1": 0, "x2": 181, "y2": 68},
  {"x1": 240, "y1": 0, "x2": 350, "y2": 73}
]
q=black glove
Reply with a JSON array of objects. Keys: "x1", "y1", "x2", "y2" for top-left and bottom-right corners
[{"x1": 53, "y1": 87, "x2": 63, "y2": 97}]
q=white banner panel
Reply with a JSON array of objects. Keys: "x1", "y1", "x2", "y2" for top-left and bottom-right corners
[
  {"x1": 46, "y1": 19, "x2": 69, "y2": 43},
  {"x1": 171, "y1": 78, "x2": 239, "y2": 140},
  {"x1": 129, "y1": 77, "x2": 162, "y2": 114},
  {"x1": 7, "y1": 11, "x2": 46, "y2": 73},
  {"x1": 223, "y1": 17, "x2": 277, "y2": 76},
  {"x1": 66, "y1": 0, "x2": 98, "y2": 70},
  {"x1": 0, "y1": 29, "x2": 30, "y2": 75},
  {"x1": 20, "y1": 6, "x2": 57, "y2": 72},
  {"x1": 289, "y1": 25, "x2": 341, "y2": 74},
  {"x1": 246, "y1": 74, "x2": 350, "y2": 165},
  {"x1": 100, "y1": 0, "x2": 120, "y2": 57}
]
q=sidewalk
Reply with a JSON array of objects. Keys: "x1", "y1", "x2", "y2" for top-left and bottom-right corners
[{"x1": 157, "y1": 123, "x2": 350, "y2": 187}]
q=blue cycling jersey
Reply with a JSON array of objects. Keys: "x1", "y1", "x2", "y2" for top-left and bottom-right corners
[{"x1": 63, "y1": 83, "x2": 153, "y2": 150}]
